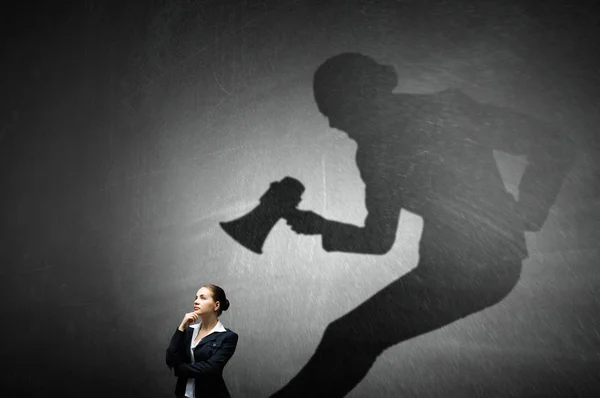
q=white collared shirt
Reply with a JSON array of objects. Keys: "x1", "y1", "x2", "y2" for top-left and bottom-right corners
[{"x1": 185, "y1": 321, "x2": 227, "y2": 398}]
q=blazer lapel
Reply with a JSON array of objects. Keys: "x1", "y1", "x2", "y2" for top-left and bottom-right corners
[{"x1": 194, "y1": 331, "x2": 220, "y2": 348}]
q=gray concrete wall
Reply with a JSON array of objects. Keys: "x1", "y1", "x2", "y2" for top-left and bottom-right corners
[{"x1": 2, "y1": 1, "x2": 599, "y2": 397}]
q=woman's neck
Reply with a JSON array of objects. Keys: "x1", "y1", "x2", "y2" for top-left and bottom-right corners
[{"x1": 199, "y1": 316, "x2": 219, "y2": 331}]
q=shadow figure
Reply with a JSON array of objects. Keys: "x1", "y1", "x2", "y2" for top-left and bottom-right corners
[{"x1": 268, "y1": 53, "x2": 575, "y2": 397}]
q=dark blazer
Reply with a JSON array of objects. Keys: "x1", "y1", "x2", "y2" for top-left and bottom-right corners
[{"x1": 166, "y1": 326, "x2": 239, "y2": 398}]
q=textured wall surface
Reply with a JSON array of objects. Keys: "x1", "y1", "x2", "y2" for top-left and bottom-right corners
[{"x1": 1, "y1": 1, "x2": 599, "y2": 397}]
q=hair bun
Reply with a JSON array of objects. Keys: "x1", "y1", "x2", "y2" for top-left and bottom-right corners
[{"x1": 222, "y1": 299, "x2": 230, "y2": 312}]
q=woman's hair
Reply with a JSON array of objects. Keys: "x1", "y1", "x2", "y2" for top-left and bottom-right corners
[
  {"x1": 313, "y1": 52, "x2": 398, "y2": 116},
  {"x1": 203, "y1": 284, "x2": 230, "y2": 316}
]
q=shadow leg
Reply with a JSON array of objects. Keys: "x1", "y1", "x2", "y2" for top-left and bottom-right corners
[{"x1": 270, "y1": 245, "x2": 523, "y2": 398}]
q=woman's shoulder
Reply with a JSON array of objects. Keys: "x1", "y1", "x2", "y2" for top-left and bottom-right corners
[
  {"x1": 224, "y1": 328, "x2": 238, "y2": 337},
  {"x1": 220, "y1": 329, "x2": 239, "y2": 345},
  {"x1": 217, "y1": 326, "x2": 238, "y2": 337}
]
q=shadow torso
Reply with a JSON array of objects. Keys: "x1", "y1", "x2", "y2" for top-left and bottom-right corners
[{"x1": 356, "y1": 89, "x2": 528, "y2": 260}]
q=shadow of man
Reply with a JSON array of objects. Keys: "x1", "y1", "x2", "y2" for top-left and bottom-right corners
[{"x1": 272, "y1": 53, "x2": 575, "y2": 397}]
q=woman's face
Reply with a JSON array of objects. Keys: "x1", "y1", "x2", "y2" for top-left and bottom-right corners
[{"x1": 193, "y1": 287, "x2": 219, "y2": 316}]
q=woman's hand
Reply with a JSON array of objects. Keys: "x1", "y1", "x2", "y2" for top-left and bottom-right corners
[{"x1": 178, "y1": 312, "x2": 199, "y2": 331}]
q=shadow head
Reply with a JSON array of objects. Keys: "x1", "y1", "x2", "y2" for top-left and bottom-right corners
[{"x1": 313, "y1": 53, "x2": 398, "y2": 133}]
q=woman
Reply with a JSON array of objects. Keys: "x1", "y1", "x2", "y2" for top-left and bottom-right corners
[
  {"x1": 166, "y1": 284, "x2": 238, "y2": 398},
  {"x1": 275, "y1": 53, "x2": 574, "y2": 397}
]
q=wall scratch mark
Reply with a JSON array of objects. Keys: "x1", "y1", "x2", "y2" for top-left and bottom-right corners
[{"x1": 322, "y1": 154, "x2": 327, "y2": 214}]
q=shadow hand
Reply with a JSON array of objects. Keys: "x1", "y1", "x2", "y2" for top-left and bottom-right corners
[{"x1": 285, "y1": 210, "x2": 326, "y2": 235}]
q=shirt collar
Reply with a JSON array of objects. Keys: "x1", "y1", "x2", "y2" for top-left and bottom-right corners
[{"x1": 191, "y1": 320, "x2": 226, "y2": 334}]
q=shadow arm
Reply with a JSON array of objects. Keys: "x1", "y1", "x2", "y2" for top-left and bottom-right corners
[
  {"x1": 322, "y1": 171, "x2": 402, "y2": 254},
  {"x1": 474, "y1": 102, "x2": 576, "y2": 231}
]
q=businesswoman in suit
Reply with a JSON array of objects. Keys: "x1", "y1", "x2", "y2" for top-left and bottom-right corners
[{"x1": 166, "y1": 284, "x2": 238, "y2": 398}]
